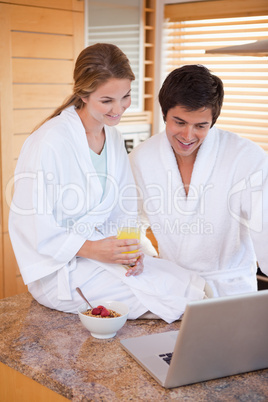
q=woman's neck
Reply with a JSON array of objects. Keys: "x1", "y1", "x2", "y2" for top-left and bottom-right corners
[
  {"x1": 86, "y1": 130, "x2": 105, "y2": 155},
  {"x1": 76, "y1": 107, "x2": 105, "y2": 154}
]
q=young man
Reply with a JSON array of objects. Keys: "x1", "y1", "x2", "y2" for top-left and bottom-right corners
[{"x1": 130, "y1": 64, "x2": 268, "y2": 297}]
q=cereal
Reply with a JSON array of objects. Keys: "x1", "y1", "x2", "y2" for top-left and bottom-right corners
[{"x1": 82, "y1": 305, "x2": 121, "y2": 318}]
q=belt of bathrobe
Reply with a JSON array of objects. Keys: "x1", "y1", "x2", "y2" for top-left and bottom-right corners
[{"x1": 57, "y1": 258, "x2": 77, "y2": 300}]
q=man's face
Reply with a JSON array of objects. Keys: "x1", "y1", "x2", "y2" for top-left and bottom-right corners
[{"x1": 165, "y1": 105, "x2": 213, "y2": 162}]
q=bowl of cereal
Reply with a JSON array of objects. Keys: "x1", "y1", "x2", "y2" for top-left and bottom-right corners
[{"x1": 78, "y1": 300, "x2": 129, "y2": 339}]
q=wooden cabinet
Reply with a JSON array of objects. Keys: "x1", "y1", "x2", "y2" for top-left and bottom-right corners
[
  {"x1": 143, "y1": 0, "x2": 156, "y2": 131},
  {"x1": 0, "y1": 0, "x2": 84, "y2": 298}
]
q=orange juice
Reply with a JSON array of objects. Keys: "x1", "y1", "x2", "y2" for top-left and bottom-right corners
[{"x1": 117, "y1": 227, "x2": 140, "y2": 254}]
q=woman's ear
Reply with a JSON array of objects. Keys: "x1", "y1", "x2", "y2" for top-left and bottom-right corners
[{"x1": 81, "y1": 96, "x2": 88, "y2": 104}]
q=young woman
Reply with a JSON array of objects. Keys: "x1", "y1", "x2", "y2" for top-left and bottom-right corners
[
  {"x1": 130, "y1": 65, "x2": 268, "y2": 298},
  {"x1": 9, "y1": 45, "x2": 206, "y2": 322}
]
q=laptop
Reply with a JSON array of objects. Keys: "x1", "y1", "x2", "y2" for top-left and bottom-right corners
[{"x1": 120, "y1": 290, "x2": 268, "y2": 388}]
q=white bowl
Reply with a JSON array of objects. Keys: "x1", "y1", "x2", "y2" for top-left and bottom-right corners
[{"x1": 78, "y1": 300, "x2": 129, "y2": 339}]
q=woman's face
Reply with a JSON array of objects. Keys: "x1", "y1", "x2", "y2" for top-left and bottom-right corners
[
  {"x1": 82, "y1": 78, "x2": 132, "y2": 127},
  {"x1": 165, "y1": 105, "x2": 212, "y2": 162}
]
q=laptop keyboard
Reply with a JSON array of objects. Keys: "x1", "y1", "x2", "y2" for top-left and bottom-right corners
[{"x1": 159, "y1": 352, "x2": 173, "y2": 365}]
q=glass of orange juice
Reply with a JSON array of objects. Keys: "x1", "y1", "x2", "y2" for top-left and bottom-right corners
[{"x1": 117, "y1": 226, "x2": 140, "y2": 266}]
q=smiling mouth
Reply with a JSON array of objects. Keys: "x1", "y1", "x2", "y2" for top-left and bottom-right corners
[
  {"x1": 106, "y1": 114, "x2": 120, "y2": 119},
  {"x1": 178, "y1": 139, "x2": 196, "y2": 146}
]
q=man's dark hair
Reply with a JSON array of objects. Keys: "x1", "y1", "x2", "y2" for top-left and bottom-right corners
[{"x1": 159, "y1": 65, "x2": 224, "y2": 127}]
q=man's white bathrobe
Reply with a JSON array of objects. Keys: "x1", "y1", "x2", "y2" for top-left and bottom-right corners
[
  {"x1": 8, "y1": 106, "x2": 206, "y2": 323},
  {"x1": 129, "y1": 127, "x2": 268, "y2": 297}
]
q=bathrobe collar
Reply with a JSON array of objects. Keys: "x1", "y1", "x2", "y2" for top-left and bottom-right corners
[
  {"x1": 160, "y1": 126, "x2": 220, "y2": 213},
  {"x1": 61, "y1": 106, "x2": 121, "y2": 226}
]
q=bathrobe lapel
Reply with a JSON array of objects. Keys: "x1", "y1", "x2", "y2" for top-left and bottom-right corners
[
  {"x1": 160, "y1": 127, "x2": 220, "y2": 217},
  {"x1": 64, "y1": 108, "x2": 124, "y2": 233}
]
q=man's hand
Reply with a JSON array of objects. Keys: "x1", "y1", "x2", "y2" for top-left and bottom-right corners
[{"x1": 125, "y1": 254, "x2": 144, "y2": 277}]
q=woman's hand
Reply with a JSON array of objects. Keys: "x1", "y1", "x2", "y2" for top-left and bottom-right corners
[
  {"x1": 125, "y1": 253, "x2": 144, "y2": 277},
  {"x1": 77, "y1": 236, "x2": 142, "y2": 266}
]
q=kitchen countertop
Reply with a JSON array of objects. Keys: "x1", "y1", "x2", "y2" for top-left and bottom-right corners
[{"x1": 0, "y1": 292, "x2": 267, "y2": 401}]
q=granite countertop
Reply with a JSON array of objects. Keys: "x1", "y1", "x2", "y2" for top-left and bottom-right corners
[{"x1": 0, "y1": 292, "x2": 267, "y2": 401}]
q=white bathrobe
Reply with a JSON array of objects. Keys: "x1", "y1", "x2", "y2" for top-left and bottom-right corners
[
  {"x1": 8, "y1": 106, "x2": 205, "y2": 323},
  {"x1": 129, "y1": 127, "x2": 268, "y2": 297}
]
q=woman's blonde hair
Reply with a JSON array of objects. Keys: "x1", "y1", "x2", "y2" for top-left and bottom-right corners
[{"x1": 35, "y1": 43, "x2": 135, "y2": 129}]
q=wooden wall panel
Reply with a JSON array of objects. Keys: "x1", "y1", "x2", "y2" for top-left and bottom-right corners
[
  {"x1": 0, "y1": 90, "x2": 3, "y2": 299},
  {"x1": 72, "y1": 8, "x2": 85, "y2": 61},
  {"x1": 13, "y1": 109, "x2": 52, "y2": 133},
  {"x1": 0, "y1": 4, "x2": 14, "y2": 298},
  {"x1": 13, "y1": 135, "x2": 29, "y2": 159},
  {"x1": 0, "y1": 0, "x2": 84, "y2": 298},
  {"x1": 13, "y1": 84, "x2": 72, "y2": 109},
  {"x1": 0, "y1": 361, "x2": 69, "y2": 402},
  {"x1": 0, "y1": 0, "x2": 83, "y2": 11},
  {"x1": 12, "y1": 32, "x2": 74, "y2": 59},
  {"x1": 10, "y1": 6, "x2": 74, "y2": 34},
  {"x1": 3, "y1": 233, "x2": 27, "y2": 296},
  {"x1": 0, "y1": 5, "x2": 14, "y2": 230},
  {"x1": 146, "y1": 228, "x2": 158, "y2": 253},
  {"x1": 13, "y1": 59, "x2": 74, "y2": 84}
]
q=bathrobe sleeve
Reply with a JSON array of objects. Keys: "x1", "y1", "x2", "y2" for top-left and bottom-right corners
[
  {"x1": 237, "y1": 144, "x2": 268, "y2": 276},
  {"x1": 9, "y1": 137, "x2": 89, "y2": 285},
  {"x1": 129, "y1": 144, "x2": 158, "y2": 257}
]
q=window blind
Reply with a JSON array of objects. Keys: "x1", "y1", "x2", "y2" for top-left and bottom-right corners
[
  {"x1": 87, "y1": 24, "x2": 140, "y2": 110},
  {"x1": 86, "y1": 0, "x2": 142, "y2": 112},
  {"x1": 163, "y1": 4, "x2": 268, "y2": 151}
]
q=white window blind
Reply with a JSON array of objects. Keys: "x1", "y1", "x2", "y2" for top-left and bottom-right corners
[
  {"x1": 163, "y1": 4, "x2": 268, "y2": 151},
  {"x1": 86, "y1": 0, "x2": 143, "y2": 112}
]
